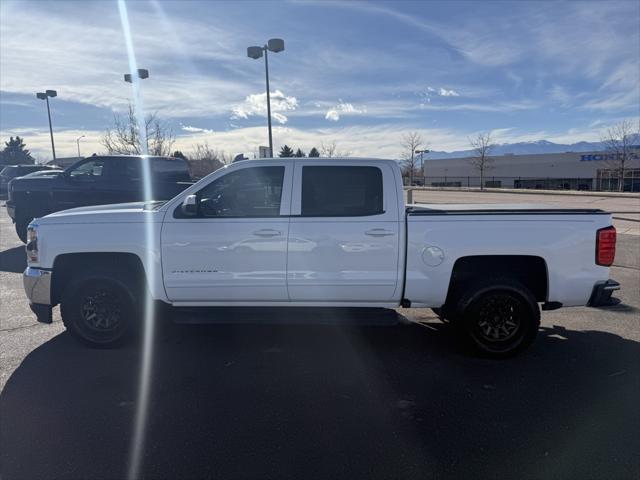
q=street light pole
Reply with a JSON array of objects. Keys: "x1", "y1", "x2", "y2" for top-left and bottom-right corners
[
  {"x1": 37, "y1": 90, "x2": 58, "y2": 161},
  {"x1": 263, "y1": 46, "x2": 273, "y2": 158},
  {"x1": 415, "y1": 149, "x2": 430, "y2": 184},
  {"x1": 45, "y1": 96, "x2": 56, "y2": 161},
  {"x1": 76, "y1": 135, "x2": 85, "y2": 159},
  {"x1": 248, "y1": 39, "x2": 285, "y2": 158},
  {"x1": 124, "y1": 69, "x2": 150, "y2": 153}
]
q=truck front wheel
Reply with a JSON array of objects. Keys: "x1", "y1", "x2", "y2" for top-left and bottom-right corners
[
  {"x1": 61, "y1": 272, "x2": 139, "y2": 347},
  {"x1": 454, "y1": 279, "x2": 540, "y2": 357}
]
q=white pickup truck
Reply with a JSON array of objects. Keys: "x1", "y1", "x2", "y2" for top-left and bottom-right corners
[{"x1": 23, "y1": 158, "x2": 619, "y2": 356}]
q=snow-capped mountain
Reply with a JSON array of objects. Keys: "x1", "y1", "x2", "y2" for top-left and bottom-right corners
[{"x1": 427, "y1": 140, "x2": 606, "y2": 160}]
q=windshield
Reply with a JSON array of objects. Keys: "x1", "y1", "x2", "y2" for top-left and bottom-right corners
[{"x1": 0, "y1": 166, "x2": 17, "y2": 177}]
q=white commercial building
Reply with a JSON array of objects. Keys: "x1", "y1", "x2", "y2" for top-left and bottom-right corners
[{"x1": 421, "y1": 149, "x2": 640, "y2": 192}]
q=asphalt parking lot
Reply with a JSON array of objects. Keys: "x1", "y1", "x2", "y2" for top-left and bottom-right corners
[{"x1": 1, "y1": 194, "x2": 639, "y2": 480}]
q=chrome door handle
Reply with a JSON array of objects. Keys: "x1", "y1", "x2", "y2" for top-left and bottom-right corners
[
  {"x1": 365, "y1": 228, "x2": 396, "y2": 237},
  {"x1": 253, "y1": 229, "x2": 281, "y2": 237}
]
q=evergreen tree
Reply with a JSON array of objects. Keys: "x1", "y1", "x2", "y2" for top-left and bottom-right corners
[
  {"x1": 0, "y1": 136, "x2": 34, "y2": 165},
  {"x1": 278, "y1": 145, "x2": 295, "y2": 157},
  {"x1": 294, "y1": 148, "x2": 306, "y2": 157},
  {"x1": 308, "y1": 147, "x2": 320, "y2": 157}
]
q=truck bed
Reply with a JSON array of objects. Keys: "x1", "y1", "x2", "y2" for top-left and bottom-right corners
[{"x1": 403, "y1": 203, "x2": 613, "y2": 309}]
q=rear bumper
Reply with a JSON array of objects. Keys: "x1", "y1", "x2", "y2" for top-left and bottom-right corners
[
  {"x1": 588, "y1": 279, "x2": 620, "y2": 307},
  {"x1": 23, "y1": 267, "x2": 53, "y2": 323}
]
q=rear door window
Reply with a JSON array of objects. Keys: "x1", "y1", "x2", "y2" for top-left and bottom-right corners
[{"x1": 301, "y1": 166, "x2": 383, "y2": 216}]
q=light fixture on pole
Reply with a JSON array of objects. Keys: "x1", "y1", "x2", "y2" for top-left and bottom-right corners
[
  {"x1": 415, "y1": 149, "x2": 430, "y2": 179},
  {"x1": 124, "y1": 68, "x2": 149, "y2": 83},
  {"x1": 36, "y1": 90, "x2": 58, "y2": 161},
  {"x1": 76, "y1": 135, "x2": 86, "y2": 159},
  {"x1": 123, "y1": 69, "x2": 150, "y2": 152},
  {"x1": 247, "y1": 38, "x2": 285, "y2": 158}
]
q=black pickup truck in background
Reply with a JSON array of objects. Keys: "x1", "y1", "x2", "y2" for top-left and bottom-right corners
[
  {"x1": 0, "y1": 164, "x2": 60, "y2": 198},
  {"x1": 6, "y1": 155, "x2": 192, "y2": 242}
]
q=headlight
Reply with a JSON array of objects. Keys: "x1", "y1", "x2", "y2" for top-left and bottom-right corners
[{"x1": 26, "y1": 226, "x2": 38, "y2": 263}]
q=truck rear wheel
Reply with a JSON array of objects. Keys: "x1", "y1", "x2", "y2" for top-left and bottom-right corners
[
  {"x1": 454, "y1": 279, "x2": 540, "y2": 357},
  {"x1": 61, "y1": 271, "x2": 139, "y2": 347}
]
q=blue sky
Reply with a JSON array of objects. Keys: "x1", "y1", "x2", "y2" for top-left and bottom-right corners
[{"x1": 0, "y1": 0, "x2": 638, "y2": 160}]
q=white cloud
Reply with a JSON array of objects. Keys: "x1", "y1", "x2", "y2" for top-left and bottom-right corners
[
  {"x1": 438, "y1": 88, "x2": 459, "y2": 97},
  {"x1": 0, "y1": 2, "x2": 251, "y2": 117},
  {"x1": 231, "y1": 90, "x2": 298, "y2": 124},
  {"x1": 324, "y1": 102, "x2": 366, "y2": 121},
  {"x1": 421, "y1": 86, "x2": 461, "y2": 99},
  {"x1": 181, "y1": 125, "x2": 213, "y2": 133},
  {"x1": 325, "y1": 110, "x2": 340, "y2": 122}
]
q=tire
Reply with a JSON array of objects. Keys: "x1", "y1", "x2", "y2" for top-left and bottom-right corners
[
  {"x1": 15, "y1": 213, "x2": 32, "y2": 243},
  {"x1": 61, "y1": 270, "x2": 140, "y2": 347},
  {"x1": 453, "y1": 278, "x2": 540, "y2": 358}
]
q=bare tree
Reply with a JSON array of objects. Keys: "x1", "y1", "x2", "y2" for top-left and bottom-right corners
[
  {"x1": 601, "y1": 119, "x2": 640, "y2": 192},
  {"x1": 101, "y1": 104, "x2": 175, "y2": 156},
  {"x1": 320, "y1": 141, "x2": 337, "y2": 158},
  {"x1": 468, "y1": 132, "x2": 495, "y2": 190},
  {"x1": 187, "y1": 141, "x2": 229, "y2": 179},
  {"x1": 319, "y1": 141, "x2": 351, "y2": 158},
  {"x1": 400, "y1": 131, "x2": 424, "y2": 185}
]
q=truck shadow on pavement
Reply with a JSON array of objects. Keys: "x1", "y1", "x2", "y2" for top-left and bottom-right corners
[
  {"x1": 0, "y1": 246, "x2": 26, "y2": 274},
  {"x1": 2, "y1": 311, "x2": 639, "y2": 480}
]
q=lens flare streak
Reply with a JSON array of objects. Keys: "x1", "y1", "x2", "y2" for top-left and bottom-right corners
[{"x1": 117, "y1": 1, "x2": 156, "y2": 479}]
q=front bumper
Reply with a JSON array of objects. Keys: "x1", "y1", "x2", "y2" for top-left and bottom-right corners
[
  {"x1": 588, "y1": 279, "x2": 620, "y2": 307},
  {"x1": 23, "y1": 267, "x2": 53, "y2": 324}
]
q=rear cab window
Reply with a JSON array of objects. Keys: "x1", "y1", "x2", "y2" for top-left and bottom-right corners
[
  {"x1": 153, "y1": 158, "x2": 191, "y2": 182},
  {"x1": 110, "y1": 158, "x2": 143, "y2": 181}
]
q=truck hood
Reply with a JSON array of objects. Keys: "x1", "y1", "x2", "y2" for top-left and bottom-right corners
[
  {"x1": 35, "y1": 202, "x2": 164, "y2": 225},
  {"x1": 8, "y1": 175, "x2": 62, "y2": 191}
]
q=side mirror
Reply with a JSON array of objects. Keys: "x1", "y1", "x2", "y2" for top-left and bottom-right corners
[{"x1": 181, "y1": 194, "x2": 198, "y2": 216}]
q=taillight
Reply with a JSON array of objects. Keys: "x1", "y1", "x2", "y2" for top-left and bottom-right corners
[
  {"x1": 596, "y1": 226, "x2": 616, "y2": 266},
  {"x1": 26, "y1": 226, "x2": 38, "y2": 263}
]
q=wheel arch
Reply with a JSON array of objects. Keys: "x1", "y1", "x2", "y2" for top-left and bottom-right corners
[
  {"x1": 445, "y1": 255, "x2": 548, "y2": 306},
  {"x1": 51, "y1": 252, "x2": 147, "y2": 306}
]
